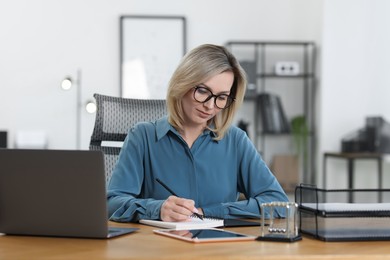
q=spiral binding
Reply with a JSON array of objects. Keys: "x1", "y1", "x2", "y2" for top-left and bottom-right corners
[{"x1": 190, "y1": 214, "x2": 221, "y2": 221}]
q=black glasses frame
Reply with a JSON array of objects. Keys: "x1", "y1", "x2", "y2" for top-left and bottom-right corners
[{"x1": 193, "y1": 86, "x2": 235, "y2": 109}]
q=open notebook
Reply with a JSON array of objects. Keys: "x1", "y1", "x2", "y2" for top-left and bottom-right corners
[{"x1": 140, "y1": 216, "x2": 224, "y2": 230}]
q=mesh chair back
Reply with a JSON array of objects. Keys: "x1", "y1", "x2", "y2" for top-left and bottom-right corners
[{"x1": 90, "y1": 93, "x2": 167, "y2": 185}]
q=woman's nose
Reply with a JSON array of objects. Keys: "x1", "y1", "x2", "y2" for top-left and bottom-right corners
[{"x1": 203, "y1": 97, "x2": 216, "y2": 109}]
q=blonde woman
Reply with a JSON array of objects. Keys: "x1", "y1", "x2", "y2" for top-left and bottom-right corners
[{"x1": 107, "y1": 44, "x2": 288, "y2": 222}]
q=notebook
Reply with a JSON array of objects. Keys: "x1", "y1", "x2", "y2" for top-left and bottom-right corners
[
  {"x1": 0, "y1": 149, "x2": 138, "y2": 239},
  {"x1": 140, "y1": 216, "x2": 224, "y2": 230}
]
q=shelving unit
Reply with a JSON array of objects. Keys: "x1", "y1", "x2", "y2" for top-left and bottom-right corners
[{"x1": 226, "y1": 41, "x2": 316, "y2": 185}]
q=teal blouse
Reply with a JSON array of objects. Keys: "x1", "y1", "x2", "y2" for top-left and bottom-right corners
[{"x1": 107, "y1": 116, "x2": 288, "y2": 222}]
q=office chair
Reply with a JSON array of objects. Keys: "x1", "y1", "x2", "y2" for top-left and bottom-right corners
[{"x1": 89, "y1": 93, "x2": 167, "y2": 186}]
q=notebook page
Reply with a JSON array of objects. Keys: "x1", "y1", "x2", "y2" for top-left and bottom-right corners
[{"x1": 139, "y1": 216, "x2": 224, "y2": 230}]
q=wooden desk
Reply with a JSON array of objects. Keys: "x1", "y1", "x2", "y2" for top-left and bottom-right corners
[{"x1": 1, "y1": 221, "x2": 390, "y2": 259}]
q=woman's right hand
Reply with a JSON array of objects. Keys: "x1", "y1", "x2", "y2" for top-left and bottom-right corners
[{"x1": 160, "y1": 195, "x2": 200, "y2": 222}]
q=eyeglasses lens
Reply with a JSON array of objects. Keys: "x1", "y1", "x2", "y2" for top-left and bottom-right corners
[{"x1": 193, "y1": 87, "x2": 233, "y2": 109}]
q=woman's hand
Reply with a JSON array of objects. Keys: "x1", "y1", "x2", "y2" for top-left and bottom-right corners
[{"x1": 160, "y1": 196, "x2": 200, "y2": 222}]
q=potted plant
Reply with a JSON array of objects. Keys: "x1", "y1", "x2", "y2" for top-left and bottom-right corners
[
  {"x1": 270, "y1": 115, "x2": 309, "y2": 193},
  {"x1": 290, "y1": 115, "x2": 309, "y2": 169}
]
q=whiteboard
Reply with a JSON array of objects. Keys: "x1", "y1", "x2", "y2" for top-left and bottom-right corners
[{"x1": 120, "y1": 16, "x2": 186, "y2": 99}]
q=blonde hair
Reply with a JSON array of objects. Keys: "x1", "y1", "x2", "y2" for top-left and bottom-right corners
[{"x1": 166, "y1": 44, "x2": 247, "y2": 140}]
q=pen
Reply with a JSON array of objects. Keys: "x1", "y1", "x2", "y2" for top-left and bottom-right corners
[{"x1": 155, "y1": 178, "x2": 204, "y2": 221}]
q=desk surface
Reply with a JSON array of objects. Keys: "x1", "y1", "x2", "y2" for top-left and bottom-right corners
[{"x1": 1, "y1": 221, "x2": 390, "y2": 260}]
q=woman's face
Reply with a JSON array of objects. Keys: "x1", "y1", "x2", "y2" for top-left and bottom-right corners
[{"x1": 181, "y1": 71, "x2": 234, "y2": 128}]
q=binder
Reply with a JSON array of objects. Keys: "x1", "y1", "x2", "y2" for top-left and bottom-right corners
[{"x1": 257, "y1": 93, "x2": 290, "y2": 133}]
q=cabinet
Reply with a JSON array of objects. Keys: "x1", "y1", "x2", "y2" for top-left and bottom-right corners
[{"x1": 226, "y1": 41, "x2": 316, "y2": 185}]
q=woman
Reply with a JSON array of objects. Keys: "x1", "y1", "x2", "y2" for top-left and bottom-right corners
[{"x1": 107, "y1": 44, "x2": 288, "y2": 222}]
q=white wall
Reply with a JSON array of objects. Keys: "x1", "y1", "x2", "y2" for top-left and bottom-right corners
[
  {"x1": 2, "y1": 0, "x2": 388, "y2": 189},
  {"x1": 0, "y1": 0, "x2": 323, "y2": 150},
  {"x1": 320, "y1": 0, "x2": 390, "y2": 188}
]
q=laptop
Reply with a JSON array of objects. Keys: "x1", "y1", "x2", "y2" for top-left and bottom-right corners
[{"x1": 0, "y1": 149, "x2": 138, "y2": 239}]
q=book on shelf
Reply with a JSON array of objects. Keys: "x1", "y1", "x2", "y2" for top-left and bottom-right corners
[{"x1": 257, "y1": 93, "x2": 290, "y2": 134}]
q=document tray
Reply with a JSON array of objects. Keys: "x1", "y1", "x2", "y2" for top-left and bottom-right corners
[{"x1": 295, "y1": 184, "x2": 390, "y2": 241}]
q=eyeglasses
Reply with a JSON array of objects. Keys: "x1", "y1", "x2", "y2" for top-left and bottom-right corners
[{"x1": 193, "y1": 86, "x2": 235, "y2": 109}]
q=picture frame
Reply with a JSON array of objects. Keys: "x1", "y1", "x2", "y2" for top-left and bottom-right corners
[{"x1": 120, "y1": 15, "x2": 187, "y2": 99}]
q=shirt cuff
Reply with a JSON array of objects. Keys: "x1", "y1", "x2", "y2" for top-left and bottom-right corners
[
  {"x1": 202, "y1": 204, "x2": 229, "y2": 219},
  {"x1": 145, "y1": 200, "x2": 165, "y2": 220}
]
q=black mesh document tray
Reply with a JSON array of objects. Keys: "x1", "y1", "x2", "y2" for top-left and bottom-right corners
[{"x1": 295, "y1": 184, "x2": 390, "y2": 241}]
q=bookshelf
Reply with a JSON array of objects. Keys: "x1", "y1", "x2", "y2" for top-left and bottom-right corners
[{"x1": 226, "y1": 41, "x2": 316, "y2": 185}]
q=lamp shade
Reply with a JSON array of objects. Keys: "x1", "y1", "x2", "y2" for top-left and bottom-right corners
[{"x1": 61, "y1": 77, "x2": 73, "y2": 90}]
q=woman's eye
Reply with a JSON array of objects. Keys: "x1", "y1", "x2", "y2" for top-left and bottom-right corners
[
  {"x1": 197, "y1": 88, "x2": 209, "y2": 95},
  {"x1": 217, "y1": 95, "x2": 228, "y2": 101}
]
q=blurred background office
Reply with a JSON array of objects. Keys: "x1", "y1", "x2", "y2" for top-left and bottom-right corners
[{"x1": 0, "y1": 0, "x2": 389, "y2": 189}]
